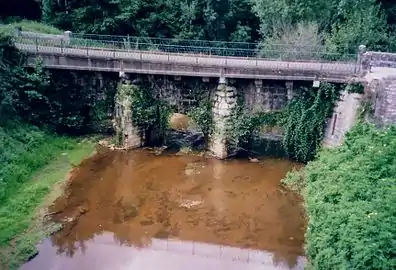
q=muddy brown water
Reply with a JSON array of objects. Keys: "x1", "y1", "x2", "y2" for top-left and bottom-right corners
[{"x1": 22, "y1": 148, "x2": 306, "y2": 270}]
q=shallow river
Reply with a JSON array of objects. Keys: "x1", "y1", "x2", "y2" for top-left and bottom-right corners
[{"x1": 22, "y1": 148, "x2": 306, "y2": 270}]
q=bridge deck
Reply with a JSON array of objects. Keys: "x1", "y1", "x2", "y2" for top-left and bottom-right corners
[{"x1": 16, "y1": 38, "x2": 360, "y2": 82}]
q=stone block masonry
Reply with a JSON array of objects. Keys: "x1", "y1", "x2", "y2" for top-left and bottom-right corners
[
  {"x1": 372, "y1": 76, "x2": 396, "y2": 126},
  {"x1": 209, "y1": 79, "x2": 237, "y2": 159},
  {"x1": 114, "y1": 75, "x2": 142, "y2": 149}
]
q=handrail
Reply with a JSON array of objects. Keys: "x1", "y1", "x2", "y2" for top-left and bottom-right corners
[{"x1": 15, "y1": 31, "x2": 358, "y2": 63}]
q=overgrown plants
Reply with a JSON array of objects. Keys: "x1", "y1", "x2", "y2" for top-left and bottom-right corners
[{"x1": 283, "y1": 123, "x2": 396, "y2": 270}]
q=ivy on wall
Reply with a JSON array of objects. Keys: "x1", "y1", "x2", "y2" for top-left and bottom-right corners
[
  {"x1": 227, "y1": 97, "x2": 283, "y2": 154},
  {"x1": 221, "y1": 82, "x2": 343, "y2": 162},
  {"x1": 282, "y1": 82, "x2": 341, "y2": 162},
  {"x1": 188, "y1": 98, "x2": 213, "y2": 141},
  {"x1": 128, "y1": 82, "x2": 172, "y2": 144}
]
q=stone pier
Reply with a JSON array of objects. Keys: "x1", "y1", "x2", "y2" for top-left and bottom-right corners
[
  {"x1": 114, "y1": 74, "x2": 142, "y2": 148},
  {"x1": 209, "y1": 78, "x2": 237, "y2": 159}
]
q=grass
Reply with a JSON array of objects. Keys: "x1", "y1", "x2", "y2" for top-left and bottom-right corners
[
  {"x1": 0, "y1": 20, "x2": 62, "y2": 36},
  {"x1": 0, "y1": 124, "x2": 95, "y2": 269}
]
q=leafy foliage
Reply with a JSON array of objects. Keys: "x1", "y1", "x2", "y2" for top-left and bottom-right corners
[
  {"x1": 259, "y1": 22, "x2": 325, "y2": 60},
  {"x1": 41, "y1": 0, "x2": 260, "y2": 41},
  {"x1": 227, "y1": 103, "x2": 282, "y2": 153},
  {"x1": 253, "y1": 0, "x2": 395, "y2": 53},
  {"x1": 345, "y1": 81, "x2": 365, "y2": 94},
  {"x1": 188, "y1": 99, "x2": 213, "y2": 140},
  {"x1": 292, "y1": 123, "x2": 396, "y2": 269},
  {"x1": 0, "y1": 33, "x2": 117, "y2": 134},
  {"x1": 127, "y1": 83, "x2": 171, "y2": 144},
  {"x1": 282, "y1": 83, "x2": 341, "y2": 162}
]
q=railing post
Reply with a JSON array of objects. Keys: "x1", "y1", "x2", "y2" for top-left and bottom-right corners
[
  {"x1": 357, "y1": 45, "x2": 367, "y2": 75},
  {"x1": 35, "y1": 34, "x2": 38, "y2": 53},
  {"x1": 61, "y1": 38, "x2": 64, "y2": 54}
]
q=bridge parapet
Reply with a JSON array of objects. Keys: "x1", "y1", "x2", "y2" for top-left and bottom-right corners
[
  {"x1": 362, "y1": 51, "x2": 396, "y2": 71},
  {"x1": 15, "y1": 31, "x2": 363, "y2": 82}
]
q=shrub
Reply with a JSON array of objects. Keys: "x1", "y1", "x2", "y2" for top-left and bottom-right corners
[
  {"x1": 301, "y1": 123, "x2": 396, "y2": 269},
  {"x1": 259, "y1": 22, "x2": 325, "y2": 61}
]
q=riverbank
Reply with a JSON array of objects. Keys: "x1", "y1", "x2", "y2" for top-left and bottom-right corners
[
  {"x1": 283, "y1": 123, "x2": 396, "y2": 269},
  {"x1": 0, "y1": 124, "x2": 95, "y2": 269}
]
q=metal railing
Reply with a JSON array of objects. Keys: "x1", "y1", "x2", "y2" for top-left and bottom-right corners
[{"x1": 14, "y1": 31, "x2": 358, "y2": 63}]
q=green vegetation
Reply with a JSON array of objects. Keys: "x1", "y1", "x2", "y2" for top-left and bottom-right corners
[
  {"x1": 222, "y1": 83, "x2": 340, "y2": 162},
  {"x1": 0, "y1": 20, "x2": 62, "y2": 35},
  {"x1": 188, "y1": 99, "x2": 213, "y2": 141},
  {"x1": 226, "y1": 103, "x2": 281, "y2": 153},
  {"x1": 283, "y1": 123, "x2": 396, "y2": 269},
  {"x1": 0, "y1": 124, "x2": 95, "y2": 269},
  {"x1": 0, "y1": 33, "x2": 117, "y2": 134},
  {"x1": 121, "y1": 83, "x2": 171, "y2": 144},
  {"x1": 36, "y1": 0, "x2": 396, "y2": 54},
  {"x1": 2, "y1": 2, "x2": 396, "y2": 270},
  {"x1": 41, "y1": 0, "x2": 259, "y2": 42},
  {"x1": 282, "y1": 83, "x2": 341, "y2": 162},
  {"x1": 0, "y1": 31, "x2": 96, "y2": 269}
]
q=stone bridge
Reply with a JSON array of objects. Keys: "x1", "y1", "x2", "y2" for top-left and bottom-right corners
[
  {"x1": 15, "y1": 31, "x2": 396, "y2": 158},
  {"x1": 16, "y1": 31, "x2": 363, "y2": 83}
]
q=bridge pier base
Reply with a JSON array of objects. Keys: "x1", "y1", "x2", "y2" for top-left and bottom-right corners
[
  {"x1": 286, "y1": 81, "x2": 294, "y2": 101},
  {"x1": 209, "y1": 78, "x2": 237, "y2": 159},
  {"x1": 114, "y1": 75, "x2": 142, "y2": 149}
]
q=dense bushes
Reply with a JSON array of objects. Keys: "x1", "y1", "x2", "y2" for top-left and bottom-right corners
[
  {"x1": 39, "y1": 0, "x2": 396, "y2": 53},
  {"x1": 285, "y1": 124, "x2": 396, "y2": 269},
  {"x1": 0, "y1": 33, "x2": 117, "y2": 134}
]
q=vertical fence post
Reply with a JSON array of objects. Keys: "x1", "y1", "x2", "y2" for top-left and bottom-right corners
[
  {"x1": 35, "y1": 34, "x2": 38, "y2": 53},
  {"x1": 113, "y1": 41, "x2": 116, "y2": 58},
  {"x1": 61, "y1": 38, "x2": 64, "y2": 54},
  {"x1": 357, "y1": 45, "x2": 367, "y2": 75}
]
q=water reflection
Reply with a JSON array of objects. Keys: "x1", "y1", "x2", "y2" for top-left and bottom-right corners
[
  {"x1": 22, "y1": 233, "x2": 306, "y2": 270},
  {"x1": 24, "y1": 148, "x2": 306, "y2": 270}
]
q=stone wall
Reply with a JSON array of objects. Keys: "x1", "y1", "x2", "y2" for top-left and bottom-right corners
[
  {"x1": 370, "y1": 76, "x2": 396, "y2": 126},
  {"x1": 240, "y1": 80, "x2": 290, "y2": 112},
  {"x1": 47, "y1": 70, "x2": 118, "y2": 133},
  {"x1": 136, "y1": 75, "x2": 217, "y2": 113},
  {"x1": 362, "y1": 51, "x2": 396, "y2": 71},
  {"x1": 323, "y1": 91, "x2": 363, "y2": 147},
  {"x1": 125, "y1": 75, "x2": 298, "y2": 115}
]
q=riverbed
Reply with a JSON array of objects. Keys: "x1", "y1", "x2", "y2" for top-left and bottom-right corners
[{"x1": 22, "y1": 148, "x2": 306, "y2": 270}]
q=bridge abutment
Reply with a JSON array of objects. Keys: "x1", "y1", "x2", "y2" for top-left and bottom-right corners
[{"x1": 209, "y1": 78, "x2": 237, "y2": 159}]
